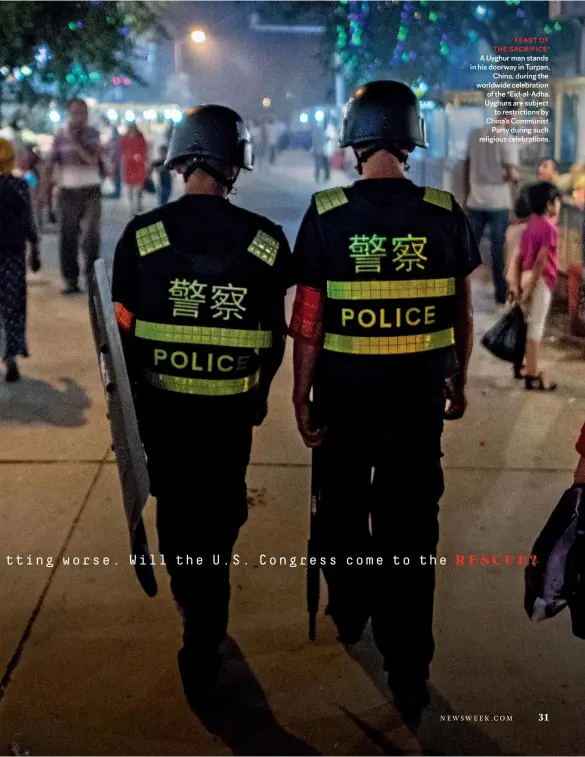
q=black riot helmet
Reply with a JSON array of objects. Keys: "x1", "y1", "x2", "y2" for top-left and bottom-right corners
[
  {"x1": 339, "y1": 81, "x2": 427, "y2": 165},
  {"x1": 165, "y1": 104, "x2": 253, "y2": 188}
]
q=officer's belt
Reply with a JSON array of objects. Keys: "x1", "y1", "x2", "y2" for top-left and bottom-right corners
[
  {"x1": 323, "y1": 328, "x2": 455, "y2": 355},
  {"x1": 142, "y1": 369, "x2": 260, "y2": 396},
  {"x1": 327, "y1": 277, "x2": 455, "y2": 300},
  {"x1": 134, "y1": 320, "x2": 272, "y2": 349}
]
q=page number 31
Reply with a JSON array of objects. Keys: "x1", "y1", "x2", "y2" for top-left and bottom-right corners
[{"x1": 538, "y1": 714, "x2": 549, "y2": 722}]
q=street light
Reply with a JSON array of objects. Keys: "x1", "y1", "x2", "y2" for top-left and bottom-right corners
[
  {"x1": 175, "y1": 28, "x2": 208, "y2": 75},
  {"x1": 191, "y1": 29, "x2": 207, "y2": 44}
]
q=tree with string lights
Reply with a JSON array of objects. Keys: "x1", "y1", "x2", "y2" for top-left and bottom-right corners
[
  {"x1": 330, "y1": 1, "x2": 576, "y2": 95},
  {"x1": 0, "y1": 1, "x2": 159, "y2": 110},
  {"x1": 265, "y1": 1, "x2": 577, "y2": 98}
]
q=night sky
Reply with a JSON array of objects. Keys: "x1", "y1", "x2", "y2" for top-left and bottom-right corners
[{"x1": 161, "y1": 1, "x2": 332, "y2": 118}]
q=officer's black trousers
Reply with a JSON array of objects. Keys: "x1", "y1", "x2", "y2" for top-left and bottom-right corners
[
  {"x1": 315, "y1": 392, "x2": 445, "y2": 679},
  {"x1": 140, "y1": 398, "x2": 253, "y2": 661}
]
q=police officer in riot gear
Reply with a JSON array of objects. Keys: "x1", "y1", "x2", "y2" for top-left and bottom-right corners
[
  {"x1": 289, "y1": 81, "x2": 480, "y2": 716},
  {"x1": 112, "y1": 105, "x2": 292, "y2": 705}
]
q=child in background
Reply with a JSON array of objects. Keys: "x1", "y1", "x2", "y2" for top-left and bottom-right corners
[
  {"x1": 150, "y1": 144, "x2": 173, "y2": 206},
  {"x1": 505, "y1": 187, "x2": 533, "y2": 379},
  {"x1": 510, "y1": 181, "x2": 561, "y2": 391}
]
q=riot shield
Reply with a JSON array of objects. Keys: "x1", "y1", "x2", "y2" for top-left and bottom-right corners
[{"x1": 88, "y1": 259, "x2": 157, "y2": 597}]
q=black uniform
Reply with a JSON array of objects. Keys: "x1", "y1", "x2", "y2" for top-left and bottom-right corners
[
  {"x1": 293, "y1": 180, "x2": 481, "y2": 680},
  {"x1": 112, "y1": 193, "x2": 292, "y2": 670}
]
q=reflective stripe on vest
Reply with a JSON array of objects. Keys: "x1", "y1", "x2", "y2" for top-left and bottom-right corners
[
  {"x1": 134, "y1": 320, "x2": 272, "y2": 349},
  {"x1": 324, "y1": 275, "x2": 456, "y2": 355},
  {"x1": 324, "y1": 328, "x2": 454, "y2": 355},
  {"x1": 143, "y1": 369, "x2": 260, "y2": 396},
  {"x1": 327, "y1": 278, "x2": 455, "y2": 301}
]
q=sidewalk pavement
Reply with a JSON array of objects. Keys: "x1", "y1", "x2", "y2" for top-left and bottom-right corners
[
  {"x1": 2, "y1": 155, "x2": 585, "y2": 755},
  {"x1": 256, "y1": 148, "x2": 352, "y2": 194}
]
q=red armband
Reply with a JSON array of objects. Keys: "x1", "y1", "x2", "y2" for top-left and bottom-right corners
[
  {"x1": 114, "y1": 302, "x2": 135, "y2": 333},
  {"x1": 576, "y1": 422, "x2": 585, "y2": 458},
  {"x1": 288, "y1": 285, "x2": 325, "y2": 344}
]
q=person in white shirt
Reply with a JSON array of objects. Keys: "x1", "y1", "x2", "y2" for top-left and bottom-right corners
[
  {"x1": 464, "y1": 108, "x2": 519, "y2": 306},
  {"x1": 45, "y1": 99, "x2": 102, "y2": 295}
]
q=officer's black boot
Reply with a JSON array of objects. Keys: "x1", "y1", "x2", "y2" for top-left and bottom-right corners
[
  {"x1": 386, "y1": 670, "x2": 430, "y2": 718},
  {"x1": 324, "y1": 603, "x2": 368, "y2": 645},
  {"x1": 177, "y1": 647, "x2": 221, "y2": 708}
]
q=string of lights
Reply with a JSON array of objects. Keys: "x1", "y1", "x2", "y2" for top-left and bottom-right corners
[{"x1": 333, "y1": 1, "x2": 565, "y2": 96}]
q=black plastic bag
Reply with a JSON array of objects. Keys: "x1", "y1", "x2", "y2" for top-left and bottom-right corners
[
  {"x1": 143, "y1": 176, "x2": 156, "y2": 194},
  {"x1": 525, "y1": 484, "x2": 585, "y2": 638},
  {"x1": 481, "y1": 305, "x2": 527, "y2": 364}
]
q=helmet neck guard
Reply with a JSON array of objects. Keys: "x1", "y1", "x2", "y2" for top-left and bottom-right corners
[
  {"x1": 355, "y1": 142, "x2": 411, "y2": 175},
  {"x1": 183, "y1": 156, "x2": 235, "y2": 190}
]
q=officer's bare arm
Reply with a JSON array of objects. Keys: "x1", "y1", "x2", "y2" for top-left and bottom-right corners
[
  {"x1": 292, "y1": 341, "x2": 321, "y2": 406},
  {"x1": 453, "y1": 276, "x2": 473, "y2": 387}
]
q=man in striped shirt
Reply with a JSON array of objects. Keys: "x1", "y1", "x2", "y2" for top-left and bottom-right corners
[{"x1": 46, "y1": 99, "x2": 102, "y2": 295}]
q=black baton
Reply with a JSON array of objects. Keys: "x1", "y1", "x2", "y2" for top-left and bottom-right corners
[{"x1": 307, "y1": 446, "x2": 321, "y2": 641}]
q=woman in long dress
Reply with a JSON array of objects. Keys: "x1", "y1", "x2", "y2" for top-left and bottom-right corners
[
  {"x1": 0, "y1": 138, "x2": 41, "y2": 382},
  {"x1": 121, "y1": 124, "x2": 148, "y2": 217}
]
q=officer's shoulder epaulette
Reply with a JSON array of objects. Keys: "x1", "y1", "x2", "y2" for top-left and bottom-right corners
[
  {"x1": 248, "y1": 227, "x2": 280, "y2": 267},
  {"x1": 422, "y1": 186, "x2": 453, "y2": 212},
  {"x1": 313, "y1": 187, "x2": 349, "y2": 215},
  {"x1": 135, "y1": 217, "x2": 171, "y2": 257}
]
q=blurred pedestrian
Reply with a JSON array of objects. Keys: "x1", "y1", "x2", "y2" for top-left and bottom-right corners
[
  {"x1": 100, "y1": 115, "x2": 122, "y2": 199},
  {"x1": 44, "y1": 161, "x2": 60, "y2": 225},
  {"x1": 323, "y1": 117, "x2": 336, "y2": 165},
  {"x1": 505, "y1": 188, "x2": 532, "y2": 379},
  {"x1": 508, "y1": 181, "x2": 561, "y2": 391},
  {"x1": 121, "y1": 123, "x2": 148, "y2": 217},
  {"x1": 259, "y1": 120, "x2": 269, "y2": 167},
  {"x1": 311, "y1": 122, "x2": 330, "y2": 183},
  {"x1": 537, "y1": 157, "x2": 559, "y2": 184},
  {"x1": 266, "y1": 118, "x2": 278, "y2": 165},
  {"x1": 249, "y1": 120, "x2": 262, "y2": 165},
  {"x1": 0, "y1": 138, "x2": 41, "y2": 382},
  {"x1": 464, "y1": 104, "x2": 519, "y2": 308},
  {"x1": 537, "y1": 156, "x2": 574, "y2": 202},
  {"x1": 150, "y1": 144, "x2": 173, "y2": 206},
  {"x1": 17, "y1": 143, "x2": 42, "y2": 232},
  {"x1": 275, "y1": 119, "x2": 289, "y2": 151},
  {"x1": 45, "y1": 98, "x2": 102, "y2": 295}
]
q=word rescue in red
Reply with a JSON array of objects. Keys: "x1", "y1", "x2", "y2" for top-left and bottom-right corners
[{"x1": 455, "y1": 554, "x2": 537, "y2": 566}]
